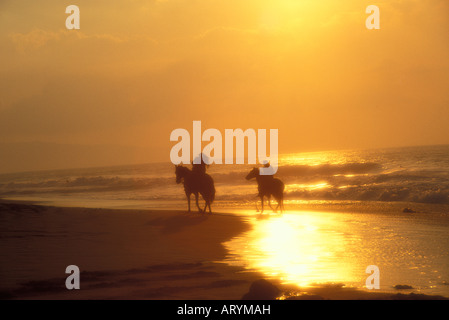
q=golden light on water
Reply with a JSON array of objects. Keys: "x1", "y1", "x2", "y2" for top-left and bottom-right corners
[
  {"x1": 280, "y1": 151, "x2": 356, "y2": 167},
  {"x1": 223, "y1": 211, "x2": 362, "y2": 287},
  {"x1": 286, "y1": 182, "x2": 329, "y2": 192}
]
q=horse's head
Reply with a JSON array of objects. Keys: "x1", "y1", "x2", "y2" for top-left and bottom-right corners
[
  {"x1": 245, "y1": 167, "x2": 259, "y2": 180},
  {"x1": 175, "y1": 165, "x2": 186, "y2": 184}
]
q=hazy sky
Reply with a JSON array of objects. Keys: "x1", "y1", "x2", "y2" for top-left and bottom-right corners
[{"x1": 1, "y1": 0, "x2": 448, "y2": 172}]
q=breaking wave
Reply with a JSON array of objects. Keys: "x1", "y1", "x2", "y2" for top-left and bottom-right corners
[{"x1": 1, "y1": 145, "x2": 448, "y2": 205}]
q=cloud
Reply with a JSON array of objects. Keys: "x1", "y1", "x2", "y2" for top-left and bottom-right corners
[
  {"x1": 8, "y1": 28, "x2": 154, "y2": 53},
  {"x1": 9, "y1": 29, "x2": 61, "y2": 51}
]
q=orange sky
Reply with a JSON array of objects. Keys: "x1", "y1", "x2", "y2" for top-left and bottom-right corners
[{"x1": 0, "y1": 0, "x2": 448, "y2": 172}]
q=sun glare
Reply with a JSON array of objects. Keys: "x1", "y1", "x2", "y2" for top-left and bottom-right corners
[{"x1": 223, "y1": 212, "x2": 360, "y2": 287}]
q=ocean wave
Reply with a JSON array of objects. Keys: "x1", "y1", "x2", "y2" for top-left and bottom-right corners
[
  {"x1": 0, "y1": 175, "x2": 175, "y2": 195},
  {"x1": 210, "y1": 162, "x2": 384, "y2": 183},
  {"x1": 277, "y1": 162, "x2": 384, "y2": 177},
  {"x1": 283, "y1": 186, "x2": 449, "y2": 204},
  {"x1": 1, "y1": 152, "x2": 449, "y2": 205}
]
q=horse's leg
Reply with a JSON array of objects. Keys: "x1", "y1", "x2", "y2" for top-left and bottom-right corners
[
  {"x1": 203, "y1": 200, "x2": 212, "y2": 214},
  {"x1": 271, "y1": 196, "x2": 278, "y2": 212},
  {"x1": 195, "y1": 193, "x2": 202, "y2": 213},
  {"x1": 255, "y1": 194, "x2": 260, "y2": 212},
  {"x1": 276, "y1": 196, "x2": 283, "y2": 213},
  {"x1": 260, "y1": 195, "x2": 264, "y2": 213},
  {"x1": 267, "y1": 195, "x2": 275, "y2": 212},
  {"x1": 186, "y1": 193, "x2": 191, "y2": 212}
]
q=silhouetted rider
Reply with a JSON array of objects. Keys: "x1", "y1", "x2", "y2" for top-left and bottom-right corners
[{"x1": 192, "y1": 153, "x2": 210, "y2": 176}]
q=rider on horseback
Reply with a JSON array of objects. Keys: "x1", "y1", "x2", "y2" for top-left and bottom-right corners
[{"x1": 192, "y1": 153, "x2": 209, "y2": 176}]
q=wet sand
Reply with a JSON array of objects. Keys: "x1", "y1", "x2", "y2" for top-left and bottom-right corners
[{"x1": 0, "y1": 201, "x2": 447, "y2": 300}]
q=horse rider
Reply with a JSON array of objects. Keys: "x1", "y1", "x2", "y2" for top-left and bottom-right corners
[{"x1": 192, "y1": 153, "x2": 209, "y2": 176}]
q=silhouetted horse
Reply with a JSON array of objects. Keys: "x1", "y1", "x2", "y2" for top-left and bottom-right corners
[
  {"x1": 246, "y1": 167, "x2": 284, "y2": 213},
  {"x1": 175, "y1": 165, "x2": 215, "y2": 213}
]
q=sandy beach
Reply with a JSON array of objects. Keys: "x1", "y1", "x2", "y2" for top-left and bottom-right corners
[
  {"x1": 1, "y1": 200, "x2": 447, "y2": 300},
  {"x1": 0, "y1": 201, "x2": 261, "y2": 300}
]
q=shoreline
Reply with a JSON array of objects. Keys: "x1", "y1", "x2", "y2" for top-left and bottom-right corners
[
  {"x1": 0, "y1": 201, "x2": 448, "y2": 300},
  {"x1": 2, "y1": 196, "x2": 449, "y2": 214}
]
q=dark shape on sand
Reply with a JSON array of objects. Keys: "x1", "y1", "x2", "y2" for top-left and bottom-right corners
[
  {"x1": 175, "y1": 165, "x2": 215, "y2": 213},
  {"x1": 393, "y1": 284, "x2": 414, "y2": 290},
  {"x1": 286, "y1": 293, "x2": 324, "y2": 300},
  {"x1": 241, "y1": 279, "x2": 281, "y2": 300},
  {"x1": 246, "y1": 167, "x2": 285, "y2": 213},
  {"x1": 403, "y1": 208, "x2": 416, "y2": 213},
  {"x1": 391, "y1": 292, "x2": 448, "y2": 300}
]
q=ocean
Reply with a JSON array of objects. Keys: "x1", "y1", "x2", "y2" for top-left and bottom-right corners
[{"x1": 1, "y1": 144, "x2": 448, "y2": 211}]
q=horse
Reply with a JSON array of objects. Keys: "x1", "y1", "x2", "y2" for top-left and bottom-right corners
[
  {"x1": 175, "y1": 165, "x2": 215, "y2": 213},
  {"x1": 246, "y1": 167, "x2": 284, "y2": 213}
]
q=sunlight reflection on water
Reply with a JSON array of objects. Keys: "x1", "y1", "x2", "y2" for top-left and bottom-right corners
[
  {"x1": 221, "y1": 210, "x2": 449, "y2": 297},
  {"x1": 222, "y1": 211, "x2": 363, "y2": 287}
]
